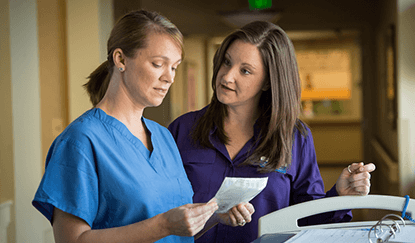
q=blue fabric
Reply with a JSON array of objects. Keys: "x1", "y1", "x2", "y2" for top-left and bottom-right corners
[
  {"x1": 168, "y1": 106, "x2": 352, "y2": 243},
  {"x1": 33, "y1": 108, "x2": 194, "y2": 243}
]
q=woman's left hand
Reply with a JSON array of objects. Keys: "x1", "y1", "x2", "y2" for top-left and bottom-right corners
[
  {"x1": 217, "y1": 202, "x2": 255, "y2": 227},
  {"x1": 336, "y1": 162, "x2": 376, "y2": 196}
]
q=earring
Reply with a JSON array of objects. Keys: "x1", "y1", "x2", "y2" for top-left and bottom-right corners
[{"x1": 119, "y1": 67, "x2": 124, "y2": 72}]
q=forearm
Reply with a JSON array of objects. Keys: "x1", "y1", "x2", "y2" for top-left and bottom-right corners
[
  {"x1": 53, "y1": 208, "x2": 171, "y2": 243},
  {"x1": 86, "y1": 214, "x2": 168, "y2": 242}
]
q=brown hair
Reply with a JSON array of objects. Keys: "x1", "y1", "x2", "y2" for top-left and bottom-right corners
[
  {"x1": 84, "y1": 10, "x2": 184, "y2": 106},
  {"x1": 192, "y1": 21, "x2": 307, "y2": 173}
]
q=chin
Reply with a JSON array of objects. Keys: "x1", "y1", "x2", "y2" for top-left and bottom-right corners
[
  {"x1": 216, "y1": 95, "x2": 229, "y2": 105},
  {"x1": 149, "y1": 99, "x2": 164, "y2": 108}
]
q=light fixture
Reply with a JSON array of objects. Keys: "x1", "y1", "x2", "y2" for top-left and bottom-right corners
[{"x1": 219, "y1": 9, "x2": 282, "y2": 29}]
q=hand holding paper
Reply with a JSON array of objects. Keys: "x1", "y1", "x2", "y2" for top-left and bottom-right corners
[{"x1": 212, "y1": 177, "x2": 268, "y2": 214}]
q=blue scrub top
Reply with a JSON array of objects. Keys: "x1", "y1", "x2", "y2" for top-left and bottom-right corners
[
  {"x1": 33, "y1": 108, "x2": 194, "y2": 243},
  {"x1": 168, "y1": 106, "x2": 352, "y2": 243}
]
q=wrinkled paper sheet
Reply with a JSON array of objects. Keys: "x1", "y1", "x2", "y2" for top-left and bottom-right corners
[{"x1": 212, "y1": 177, "x2": 268, "y2": 213}]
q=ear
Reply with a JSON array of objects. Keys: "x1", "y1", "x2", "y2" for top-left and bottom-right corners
[
  {"x1": 262, "y1": 81, "x2": 271, "y2": 91},
  {"x1": 113, "y1": 48, "x2": 126, "y2": 71}
]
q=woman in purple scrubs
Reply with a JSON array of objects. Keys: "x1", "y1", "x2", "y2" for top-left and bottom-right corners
[{"x1": 168, "y1": 21, "x2": 376, "y2": 243}]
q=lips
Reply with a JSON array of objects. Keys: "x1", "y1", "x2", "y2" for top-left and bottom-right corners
[
  {"x1": 220, "y1": 84, "x2": 235, "y2": 92},
  {"x1": 154, "y1": 87, "x2": 168, "y2": 94}
]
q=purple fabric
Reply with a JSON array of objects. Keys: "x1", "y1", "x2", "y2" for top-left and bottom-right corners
[{"x1": 168, "y1": 106, "x2": 352, "y2": 243}]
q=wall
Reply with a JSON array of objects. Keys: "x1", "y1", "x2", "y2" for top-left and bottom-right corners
[
  {"x1": 183, "y1": 37, "x2": 209, "y2": 111},
  {"x1": 292, "y1": 36, "x2": 363, "y2": 192},
  {"x1": 0, "y1": 0, "x2": 14, "y2": 206},
  {"x1": 65, "y1": 0, "x2": 113, "y2": 123},
  {"x1": 365, "y1": 0, "x2": 415, "y2": 199},
  {"x1": 368, "y1": 0, "x2": 399, "y2": 196},
  {"x1": 9, "y1": 0, "x2": 47, "y2": 242},
  {"x1": 38, "y1": 0, "x2": 68, "y2": 165},
  {"x1": 0, "y1": 1, "x2": 15, "y2": 242},
  {"x1": 1, "y1": 1, "x2": 113, "y2": 242},
  {"x1": 169, "y1": 36, "x2": 209, "y2": 121},
  {"x1": 66, "y1": 0, "x2": 101, "y2": 122},
  {"x1": 397, "y1": 0, "x2": 415, "y2": 197}
]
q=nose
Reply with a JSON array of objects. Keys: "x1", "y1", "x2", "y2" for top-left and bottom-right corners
[
  {"x1": 220, "y1": 66, "x2": 236, "y2": 85},
  {"x1": 162, "y1": 68, "x2": 175, "y2": 84}
]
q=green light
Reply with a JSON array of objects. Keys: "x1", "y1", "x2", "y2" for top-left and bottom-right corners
[{"x1": 249, "y1": 0, "x2": 272, "y2": 10}]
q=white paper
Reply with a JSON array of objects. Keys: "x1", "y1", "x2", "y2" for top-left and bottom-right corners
[
  {"x1": 285, "y1": 229, "x2": 370, "y2": 243},
  {"x1": 285, "y1": 226, "x2": 415, "y2": 243},
  {"x1": 213, "y1": 177, "x2": 268, "y2": 213}
]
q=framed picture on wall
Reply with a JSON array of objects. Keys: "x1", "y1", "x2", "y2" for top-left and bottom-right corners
[{"x1": 386, "y1": 24, "x2": 397, "y2": 129}]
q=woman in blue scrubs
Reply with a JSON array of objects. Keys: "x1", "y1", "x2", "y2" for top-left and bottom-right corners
[
  {"x1": 32, "y1": 10, "x2": 250, "y2": 243},
  {"x1": 168, "y1": 21, "x2": 376, "y2": 243}
]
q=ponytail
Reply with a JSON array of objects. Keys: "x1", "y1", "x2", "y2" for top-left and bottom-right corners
[
  {"x1": 83, "y1": 10, "x2": 183, "y2": 106},
  {"x1": 84, "y1": 61, "x2": 112, "y2": 106}
]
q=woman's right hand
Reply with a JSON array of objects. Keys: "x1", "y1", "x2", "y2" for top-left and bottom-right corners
[
  {"x1": 163, "y1": 200, "x2": 218, "y2": 236},
  {"x1": 217, "y1": 202, "x2": 255, "y2": 227}
]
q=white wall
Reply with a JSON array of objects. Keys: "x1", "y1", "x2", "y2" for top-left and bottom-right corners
[
  {"x1": 9, "y1": 0, "x2": 50, "y2": 242},
  {"x1": 397, "y1": 0, "x2": 415, "y2": 197}
]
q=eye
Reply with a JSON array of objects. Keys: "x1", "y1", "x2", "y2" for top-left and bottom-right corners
[
  {"x1": 223, "y1": 58, "x2": 231, "y2": 66},
  {"x1": 152, "y1": 63, "x2": 162, "y2": 68},
  {"x1": 241, "y1": 68, "x2": 251, "y2": 75},
  {"x1": 171, "y1": 66, "x2": 177, "y2": 72}
]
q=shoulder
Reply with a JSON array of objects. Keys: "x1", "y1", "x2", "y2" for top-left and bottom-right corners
[
  {"x1": 57, "y1": 109, "x2": 105, "y2": 145},
  {"x1": 291, "y1": 120, "x2": 316, "y2": 165},
  {"x1": 168, "y1": 106, "x2": 208, "y2": 134},
  {"x1": 290, "y1": 120, "x2": 315, "y2": 162},
  {"x1": 293, "y1": 120, "x2": 313, "y2": 145},
  {"x1": 287, "y1": 121, "x2": 318, "y2": 178},
  {"x1": 48, "y1": 109, "x2": 111, "y2": 162},
  {"x1": 171, "y1": 106, "x2": 208, "y2": 126}
]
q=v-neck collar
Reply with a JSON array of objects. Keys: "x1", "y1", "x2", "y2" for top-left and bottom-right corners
[{"x1": 92, "y1": 108, "x2": 156, "y2": 161}]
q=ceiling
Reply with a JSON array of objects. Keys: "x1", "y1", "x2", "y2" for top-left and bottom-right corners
[{"x1": 131, "y1": 0, "x2": 379, "y2": 37}]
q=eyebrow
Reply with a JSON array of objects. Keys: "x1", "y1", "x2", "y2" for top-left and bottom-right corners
[
  {"x1": 225, "y1": 53, "x2": 257, "y2": 70},
  {"x1": 242, "y1": 63, "x2": 257, "y2": 70},
  {"x1": 152, "y1": 55, "x2": 182, "y2": 64}
]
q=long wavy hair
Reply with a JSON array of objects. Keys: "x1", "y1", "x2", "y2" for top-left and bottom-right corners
[
  {"x1": 192, "y1": 21, "x2": 307, "y2": 173},
  {"x1": 83, "y1": 10, "x2": 184, "y2": 106}
]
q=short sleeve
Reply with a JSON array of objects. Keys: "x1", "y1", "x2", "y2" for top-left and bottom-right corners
[{"x1": 32, "y1": 138, "x2": 99, "y2": 227}]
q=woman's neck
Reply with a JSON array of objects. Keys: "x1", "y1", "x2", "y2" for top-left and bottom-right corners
[
  {"x1": 224, "y1": 104, "x2": 260, "y2": 129},
  {"x1": 96, "y1": 77, "x2": 144, "y2": 129},
  {"x1": 222, "y1": 104, "x2": 260, "y2": 160}
]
